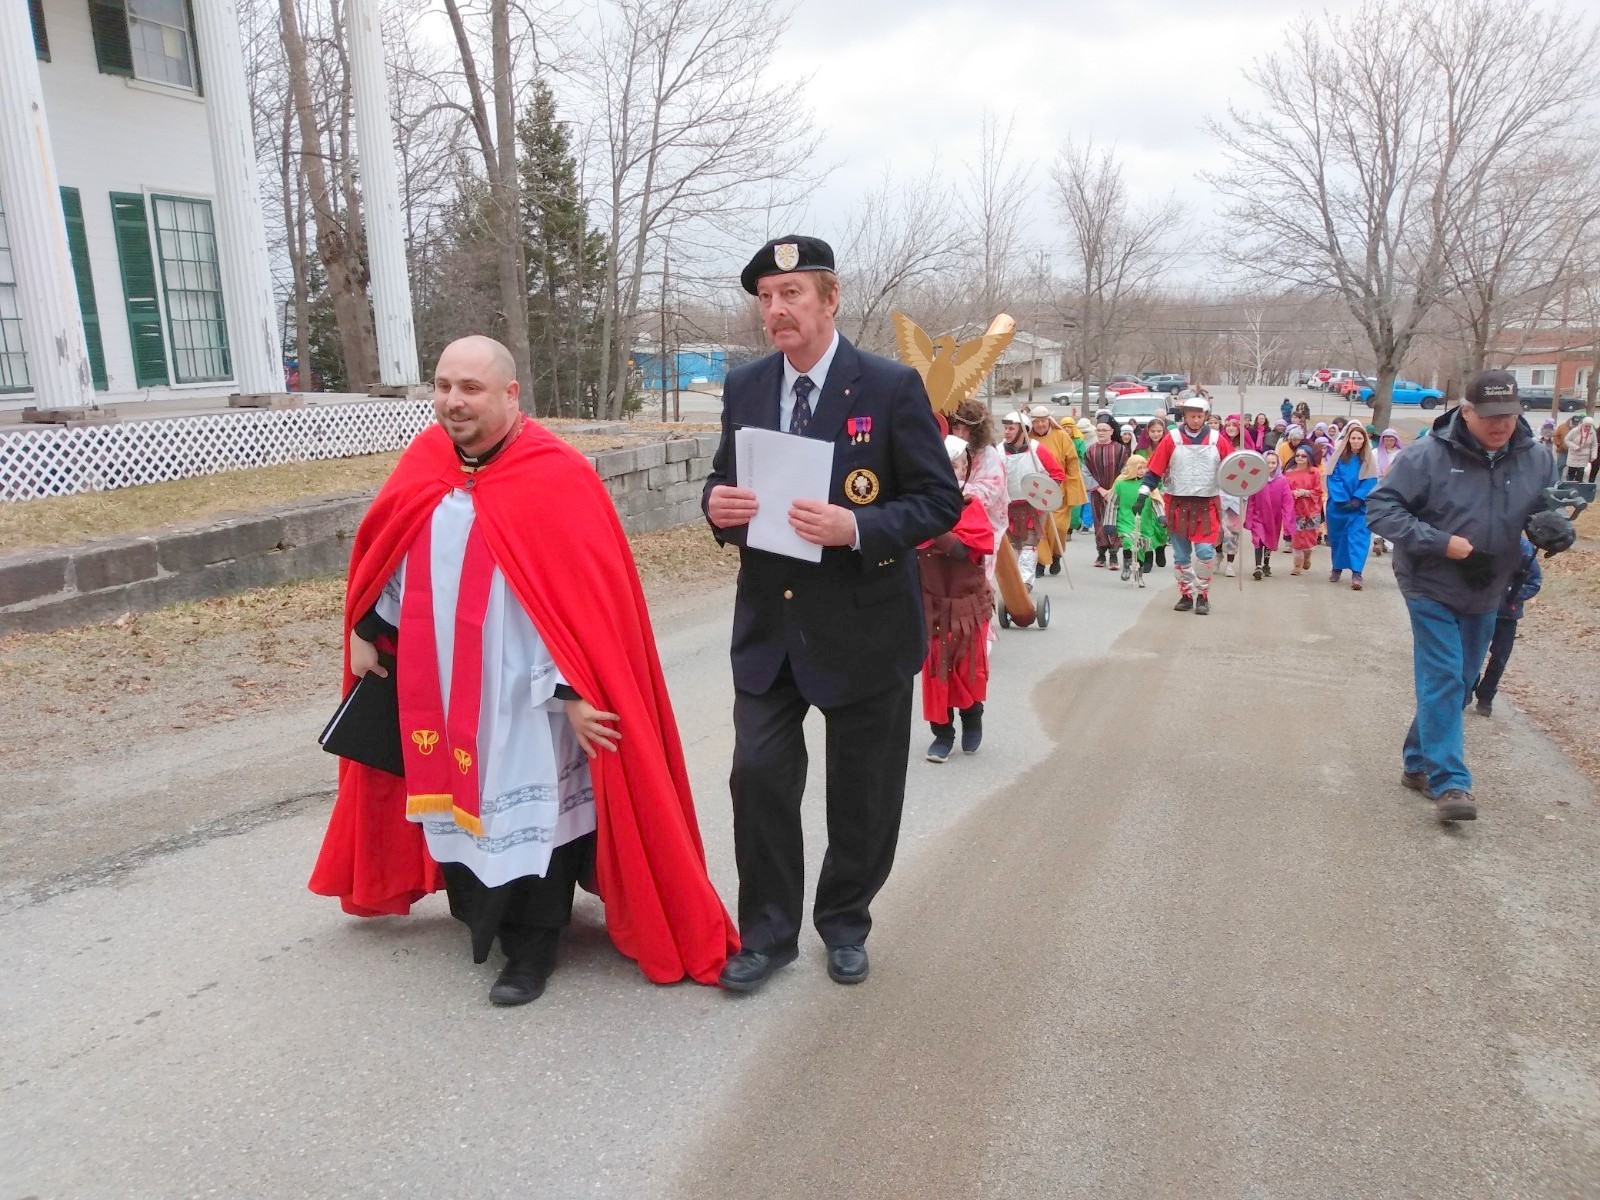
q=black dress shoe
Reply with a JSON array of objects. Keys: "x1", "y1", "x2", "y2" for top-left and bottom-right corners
[
  {"x1": 826, "y1": 944, "x2": 869, "y2": 985},
  {"x1": 489, "y1": 961, "x2": 549, "y2": 1006},
  {"x1": 717, "y1": 945, "x2": 798, "y2": 993}
]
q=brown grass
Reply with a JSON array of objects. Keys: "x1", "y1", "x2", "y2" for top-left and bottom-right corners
[{"x1": 0, "y1": 521, "x2": 735, "y2": 767}]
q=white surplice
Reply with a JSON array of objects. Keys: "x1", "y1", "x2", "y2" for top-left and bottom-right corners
[{"x1": 375, "y1": 488, "x2": 596, "y2": 888}]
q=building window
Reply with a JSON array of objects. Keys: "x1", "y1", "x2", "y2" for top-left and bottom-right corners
[
  {"x1": 150, "y1": 195, "x2": 230, "y2": 383},
  {"x1": 128, "y1": 0, "x2": 195, "y2": 89},
  {"x1": 0, "y1": 198, "x2": 29, "y2": 394},
  {"x1": 1531, "y1": 368, "x2": 1551, "y2": 386}
]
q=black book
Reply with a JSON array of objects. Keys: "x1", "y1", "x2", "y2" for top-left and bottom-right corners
[{"x1": 318, "y1": 654, "x2": 405, "y2": 777}]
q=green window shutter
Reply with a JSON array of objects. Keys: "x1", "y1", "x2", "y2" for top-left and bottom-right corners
[
  {"x1": 60, "y1": 188, "x2": 108, "y2": 391},
  {"x1": 109, "y1": 192, "x2": 169, "y2": 388},
  {"x1": 184, "y1": 0, "x2": 203, "y2": 95},
  {"x1": 88, "y1": 0, "x2": 133, "y2": 77},
  {"x1": 30, "y1": 0, "x2": 50, "y2": 61}
]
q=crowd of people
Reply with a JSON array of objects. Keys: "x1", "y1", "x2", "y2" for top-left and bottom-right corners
[{"x1": 307, "y1": 228, "x2": 1580, "y2": 1010}]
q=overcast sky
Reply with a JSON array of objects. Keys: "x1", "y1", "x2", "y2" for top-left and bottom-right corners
[{"x1": 765, "y1": 0, "x2": 1370, "y2": 282}]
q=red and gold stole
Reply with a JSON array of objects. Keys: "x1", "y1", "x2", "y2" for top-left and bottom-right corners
[{"x1": 396, "y1": 515, "x2": 496, "y2": 837}]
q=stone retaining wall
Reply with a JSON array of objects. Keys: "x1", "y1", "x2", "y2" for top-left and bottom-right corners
[{"x1": 0, "y1": 433, "x2": 721, "y2": 637}]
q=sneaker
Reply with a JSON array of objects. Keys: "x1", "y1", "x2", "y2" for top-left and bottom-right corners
[
  {"x1": 1329, "y1": 569, "x2": 1342, "y2": 583},
  {"x1": 926, "y1": 724, "x2": 955, "y2": 763},
  {"x1": 1262, "y1": 561, "x2": 1272, "y2": 577},
  {"x1": 1194, "y1": 594, "x2": 1210, "y2": 615},
  {"x1": 1475, "y1": 699, "x2": 1493, "y2": 717},
  {"x1": 1094, "y1": 557, "x2": 1106, "y2": 569},
  {"x1": 1434, "y1": 789, "x2": 1477, "y2": 822},
  {"x1": 1351, "y1": 574, "x2": 1363, "y2": 591},
  {"x1": 1225, "y1": 562, "x2": 1236, "y2": 578},
  {"x1": 1173, "y1": 595, "x2": 1194, "y2": 612},
  {"x1": 1120, "y1": 559, "x2": 1132, "y2": 580},
  {"x1": 1049, "y1": 560, "x2": 1061, "y2": 575},
  {"x1": 1252, "y1": 567, "x2": 1263, "y2": 580},
  {"x1": 959, "y1": 703, "x2": 983, "y2": 754},
  {"x1": 1401, "y1": 769, "x2": 1432, "y2": 796},
  {"x1": 1291, "y1": 565, "x2": 1302, "y2": 576},
  {"x1": 1155, "y1": 549, "x2": 1167, "y2": 568}
]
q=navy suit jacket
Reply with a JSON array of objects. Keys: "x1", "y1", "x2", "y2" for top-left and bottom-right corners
[{"x1": 702, "y1": 335, "x2": 963, "y2": 708}]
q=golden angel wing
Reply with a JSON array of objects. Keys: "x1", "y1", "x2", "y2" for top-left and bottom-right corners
[
  {"x1": 947, "y1": 313, "x2": 1017, "y2": 401},
  {"x1": 891, "y1": 311, "x2": 937, "y2": 377}
]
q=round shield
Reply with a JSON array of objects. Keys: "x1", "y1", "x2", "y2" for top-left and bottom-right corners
[
  {"x1": 1021, "y1": 473, "x2": 1062, "y2": 511},
  {"x1": 1218, "y1": 450, "x2": 1271, "y2": 498}
]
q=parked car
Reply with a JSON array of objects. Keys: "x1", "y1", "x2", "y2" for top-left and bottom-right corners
[
  {"x1": 1313, "y1": 368, "x2": 1360, "y2": 393},
  {"x1": 1357, "y1": 379, "x2": 1446, "y2": 409},
  {"x1": 1518, "y1": 386, "x2": 1585, "y2": 413},
  {"x1": 1104, "y1": 379, "x2": 1149, "y2": 397},
  {"x1": 1050, "y1": 382, "x2": 1102, "y2": 404},
  {"x1": 1109, "y1": 392, "x2": 1169, "y2": 426},
  {"x1": 1146, "y1": 373, "x2": 1188, "y2": 394}
]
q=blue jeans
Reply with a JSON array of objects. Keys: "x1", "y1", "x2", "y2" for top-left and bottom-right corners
[{"x1": 1402, "y1": 596, "x2": 1496, "y2": 795}]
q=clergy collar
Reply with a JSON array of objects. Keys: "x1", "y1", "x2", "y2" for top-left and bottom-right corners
[{"x1": 455, "y1": 418, "x2": 522, "y2": 470}]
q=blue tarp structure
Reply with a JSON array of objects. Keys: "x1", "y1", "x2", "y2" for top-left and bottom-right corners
[{"x1": 635, "y1": 347, "x2": 727, "y2": 390}]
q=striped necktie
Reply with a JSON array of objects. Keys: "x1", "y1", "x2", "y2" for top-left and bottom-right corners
[{"x1": 791, "y1": 374, "x2": 815, "y2": 437}]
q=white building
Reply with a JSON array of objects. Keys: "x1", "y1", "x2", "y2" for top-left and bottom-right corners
[
  {"x1": 1, "y1": 0, "x2": 417, "y2": 415},
  {"x1": 996, "y1": 330, "x2": 1064, "y2": 387}
]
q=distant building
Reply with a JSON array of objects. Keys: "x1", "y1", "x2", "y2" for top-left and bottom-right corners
[
  {"x1": 2, "y1": 0, "x2": 416, "y2": 414},
  {"x1": 632, "y1": 344, "x2": 729, "y2": 391},
  {"x1": 995, "y1": 331, "x2": 1063, "y2": 388}
]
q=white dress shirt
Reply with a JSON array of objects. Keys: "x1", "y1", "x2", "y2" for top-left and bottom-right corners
[
  {"x1": 779, "y1": 329, "x2": 840, "y2": 433},
  {"x1": 777, "y1": 329, "x2": 858, "y2": 549}
]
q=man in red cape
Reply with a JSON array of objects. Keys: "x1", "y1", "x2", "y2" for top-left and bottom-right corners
[{"x1": 309, "y1": 336, "x2": 737, "y2": 1001}]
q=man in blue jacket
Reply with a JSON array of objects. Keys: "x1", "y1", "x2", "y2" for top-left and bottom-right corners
[
  {"x1": 703, "y1": 235, "x2": 962, "y2": 991},
  {"x1": 1368, "y1": 370, "x2": 1571, "y2": 824}
]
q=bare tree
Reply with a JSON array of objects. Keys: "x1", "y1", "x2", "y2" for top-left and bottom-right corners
[
  {"x1": 1231, "y1": 307, "x2": 1288, "y2": 387},
  {"x1": 582, "y1": 0, "x2": 823, "y2": 419},
  {"x1": 1438, "y1": 148, "x2": 1600, "y2": 389},
  {"x1": 1206, "y1": 0, "x2": 1600, "y2": 429},
  {"x1": 960, "y1": 110, "x2": 1032, "y2": 326},
  {"x1": 834, "y1": 165, "x2": 961, "y2": 354},
  {"x1": 278, "y1": 0, "x2": 379, "y2": 390},
  {"x1": 1050, "y1": 137, "x2": 1184, "y2": 410}
]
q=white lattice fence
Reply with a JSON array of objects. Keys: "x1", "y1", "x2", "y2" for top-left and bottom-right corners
[{"x1": 0, "y1": 399, "x2": 434, "y2": 502}]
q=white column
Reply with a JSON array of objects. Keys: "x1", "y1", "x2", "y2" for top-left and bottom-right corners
[
  {"x1": 347, "y1": 0, "x2": 420, "y2": 387},
  {"x1": 190, "y1": 0, "x2": 282, "y2": 395},
  {"x1": 0, "y1": 1, "x2": 94, "y2": 409}
]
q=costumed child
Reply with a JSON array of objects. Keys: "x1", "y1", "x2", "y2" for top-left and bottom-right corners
[
  {"x1": 1285, "y1": 443, "x2": 1325, "y2": 575},
  {"x1": 1470, "y1": 535, "x2": 1541, "y2": 718},
  {"x1": 1326, "y1": 421, "x2": 1379, "y2": 589},
  {"x1": 1244, "y1": 452, "x2": 1293, "y2": 579},
  {"x1": 1112, "y1": 453, "x2": 1165, "y2": 580},
  {"x1": 919, "y1": 436, "x2": 997, "y2": 764}
]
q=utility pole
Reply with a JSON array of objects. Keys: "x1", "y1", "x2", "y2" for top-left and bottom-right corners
[{"x1": 660, "y1": 249, "x2": 669, "y2": 422}]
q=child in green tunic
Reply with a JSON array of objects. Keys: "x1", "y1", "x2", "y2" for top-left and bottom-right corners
[{"x1": 1112, "y1": 453, "x2": 1167, "y2": 580}]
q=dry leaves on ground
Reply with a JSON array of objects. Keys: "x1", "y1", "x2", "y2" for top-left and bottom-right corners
[{"x1": 0, "y1": 524, "x2": 737, "y2": 769}]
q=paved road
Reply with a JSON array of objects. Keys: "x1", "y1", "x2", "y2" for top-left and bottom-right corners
[{"x1": 5, "y1": 535, "x2": 1599, "y2": 1198}]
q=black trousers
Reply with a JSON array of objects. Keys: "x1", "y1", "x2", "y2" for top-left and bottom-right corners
[
  {"x1": 441, "y1": 832, "x2": 594, "y2": 965},
  {"x1": 730, "y1": 661, "x2": 914, "y2": 953},
  {"x1": 1473, "y1": 616, "x2": 1520, "y2": 706}
]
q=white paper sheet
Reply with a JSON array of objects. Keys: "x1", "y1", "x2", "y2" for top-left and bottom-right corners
[{"x1": 734, "y1": 426, "x2": 835, "y2": 562}]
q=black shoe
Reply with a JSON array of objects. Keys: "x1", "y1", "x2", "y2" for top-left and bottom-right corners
[
  {"x1": 1435, "y1": 789, "x2": 1477, "y2": 823},
  {"x1": 927, "y1": 723, "x2": 956, "y2": 763},
  {"x1": 1262, "y1": 560, "x2": 1272, "y2": 577},
  {"x1": 1155, "y1": 548, "x2": 1167, "y2": 568},
  {"x1": 718, "y1": 945, "x2": 799, "y2": 993},
  {"x1": 1194, "y1": 594, "x2": 1210, "y2": 615},
  {"x1": 826, "y1": 944, "x2": 869, "y2": 985},
  {"x1": 1475, "y1": 699, "x2": 1493, "y2": 717},
  {"x1": 489, "y1": 961, "x2": 549, "y2": 1006},
  {"x1": 959, "y1": 703, "x2": 983, "y2": 754},
  {"x1": 1048, "y1": 560, "x2": 1061, "y2": 575},
  {"x1": 1173, "y1": 595, "x2": 1194, "y2": 612},
  {"x1": 1401, "y1": 770, "x2": 1433, "y2": 796},
  {"x1": 1252, "y1": 567, "x2": 1263, "y2": 580}
]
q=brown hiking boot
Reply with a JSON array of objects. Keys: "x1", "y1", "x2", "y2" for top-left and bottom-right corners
[
  {"x1": 1401, "y1": 770, "x2": 1432, "y2": 796},
  {"x1": 1434, "y1": 789, "x2": 1477, "y2": 822}
]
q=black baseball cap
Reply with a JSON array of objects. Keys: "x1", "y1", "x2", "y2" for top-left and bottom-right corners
[
  {"x1": 740, "y1": 235, "x2": 835, "y2": 295},
  {"x1": 1464, "y1": 369, "x2": 1521, "y2": 416}
]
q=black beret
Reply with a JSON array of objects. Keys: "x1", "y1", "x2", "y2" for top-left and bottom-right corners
[{"x1": 740, "y1": 235, "x2": 835, "y2": 295}]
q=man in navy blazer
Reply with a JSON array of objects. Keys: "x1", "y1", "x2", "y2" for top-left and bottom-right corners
[{"x1": 704, "y1": 235, "x2": 962, "y2": 993}]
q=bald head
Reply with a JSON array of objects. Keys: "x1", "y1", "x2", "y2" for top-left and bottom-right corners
[{"x1": 433, "y1": 336, "x2": 521, "y2": 454}]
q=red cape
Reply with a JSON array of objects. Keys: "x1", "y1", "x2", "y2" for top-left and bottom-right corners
[{"x1": 308, "y1": 419, "x2": 739, "y2": 985}]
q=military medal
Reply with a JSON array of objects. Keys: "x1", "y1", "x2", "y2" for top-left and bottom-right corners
[{"x1": 844, "y1": 468, "x2": 880, "y2": 505}]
